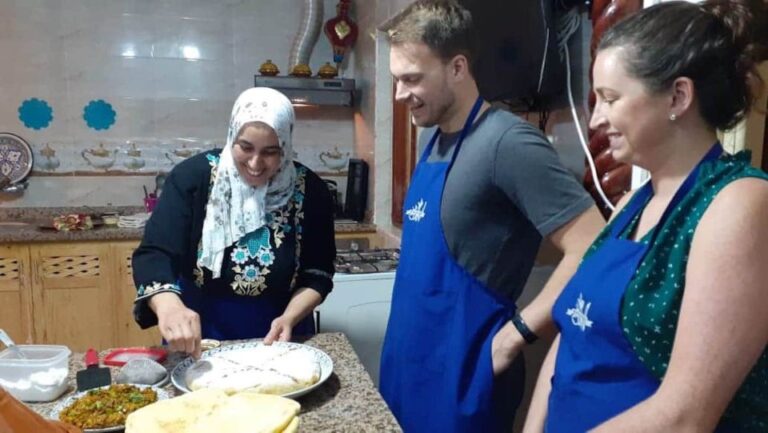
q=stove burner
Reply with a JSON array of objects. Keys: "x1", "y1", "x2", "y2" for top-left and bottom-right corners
[{"x1": 335, "y1": 248, "x2": 400, "y2": 274}]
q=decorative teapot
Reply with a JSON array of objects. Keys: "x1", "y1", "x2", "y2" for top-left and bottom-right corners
[
  {"x1": 259, "y1": 59, "x2": 280, "y2": 76},
  {"x1": 318, "y1": 146, "x2": 350, "y2": 171},
  {"x1": 165, "y1": 143, "x2": 202, "y2": 165},
  {"x1": 81, "y1": 143, "x2": 117, "y2": 169},
  {"x1": 122, "y1": 142, "x2": 146, "y2": 170},
  {"x1": 37, "y1": 143, "x2": 60, "y2": 171}
]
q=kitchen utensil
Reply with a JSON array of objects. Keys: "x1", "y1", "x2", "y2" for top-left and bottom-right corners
[
  {"x1": 170, "y1": 341, "x2": 333, "y2": 399},
  {"x1": 76, "y1": 348, "x2": 112, "y2": 391},
  {"x1": 0, "y1": 329, "x2": 25, "y2": 359},
  {"x1": 103, "y1": 347, "x2": 167, "y2": 367}
]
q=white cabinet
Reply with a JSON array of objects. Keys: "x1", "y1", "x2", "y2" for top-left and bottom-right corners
[{"x1": 318, "y1": 272, "x2": 396, "y2": 387}]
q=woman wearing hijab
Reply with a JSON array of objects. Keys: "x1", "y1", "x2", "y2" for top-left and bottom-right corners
[{"x1": 132, "y1": 88, "x2": 336, "y2": 358}]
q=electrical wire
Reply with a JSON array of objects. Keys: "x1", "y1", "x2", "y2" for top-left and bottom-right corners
[{"x1": 557, "y1": 8, "x2": 615, "y2": 212}]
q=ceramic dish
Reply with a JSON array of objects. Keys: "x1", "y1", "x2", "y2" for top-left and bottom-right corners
[
  {"x1": 48, "y1": 384, "x2": 171, "y2": 433},
  {"x1": 0, "y1": 133, "x2": 33, "y2": 184},
  {"x1": 170, "y1": 341, "x2": 333, "y2": 399}
]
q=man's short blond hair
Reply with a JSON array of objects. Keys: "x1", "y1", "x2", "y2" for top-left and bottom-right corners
[{"x1": 379, "y1": 0, "x2": 475, "y2": 73}]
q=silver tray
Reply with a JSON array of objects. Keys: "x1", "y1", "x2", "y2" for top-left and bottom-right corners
[
  {"x1": 0, "y1": 133, "x2": 33, "y2": 184},
  {"x1": 170, "y1": 341, "x2": 333, "y2": 399},
  {"x1": 48, "y1": 384, "x2": 171, "y2": 433}
]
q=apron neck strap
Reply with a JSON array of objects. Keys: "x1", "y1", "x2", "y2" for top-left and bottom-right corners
[
  {"x1": 420, "y1": 96, "x2": 484, "y2": 167},
  {"x1": 610, "y1": 142, "x2": 723, "y2": 240}
]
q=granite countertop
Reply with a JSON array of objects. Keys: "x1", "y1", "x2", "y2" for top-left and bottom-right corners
[
  {"x1": 0, "y1": 207, "x2": 376, "y2": 243},
  {"x1": 26, "y1": 332, "x2": 402, "y2": 432}
]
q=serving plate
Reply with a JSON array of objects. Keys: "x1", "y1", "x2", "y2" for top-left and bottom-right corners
[
  {"x1": 48, "y1": 384, "x2": 171, "y2": 433},
  {"x1": 0, "y1": 133, "x2": 33, "y2": 184},
  {"x1": 170, "y1": 341, "x2": 333, "y2": 399}
]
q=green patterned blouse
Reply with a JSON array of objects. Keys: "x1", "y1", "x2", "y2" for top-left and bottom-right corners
[{"x1": 585, "y1": 151, "x2": 768, "y2": 431}]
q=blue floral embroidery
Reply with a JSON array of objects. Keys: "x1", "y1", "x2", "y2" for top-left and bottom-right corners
[
  {"x1": 256, "y1": 246, "x2": 275, "y2": 267},
  {"x1": 230, "y1": 247, "x2": 249, "y2": 265},
  {"x1": 136, "y1": 281, "x2": 181, "y2": 300},
  {"x1": 242, "y1": 265, "x2": 260, "y2": 282},
  {"x1": 242, "y1": 227, "x2": 270, "y2": 256},
  {"x1": 196, "y1": 160, "x2": 308, "y2": 297}
]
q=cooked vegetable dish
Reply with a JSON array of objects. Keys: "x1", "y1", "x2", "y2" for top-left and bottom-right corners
[{"x1": 59, "y1": 384, "x2": 158, "y2": 429}]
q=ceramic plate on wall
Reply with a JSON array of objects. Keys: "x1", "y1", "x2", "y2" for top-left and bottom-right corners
[{"x1": 0, "y1": 133, "x2": 33, "y2": 184}]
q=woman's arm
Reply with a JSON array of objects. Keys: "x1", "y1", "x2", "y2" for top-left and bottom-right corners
[
  {"x1": 522, "y1": 334, "x2": 560, "y2": 433},
  {"x1": 132, "y1": 165, "x2": 195, "y2": 326},
  {"x1": 592, "y1": 178, "x2": 768, "y2": 432},
  {"x1": 264, "y1": 168, "x2": 336, "y2": 343},
  {"x1": 292, "y1": 168, "x2": 336, "y2": 301},
  {"x1": 264, "y1": 287, "x2": 323, "y2": 344},
  {"x1": 132, "y1": 157, "x2": 207, "y2": 357}
]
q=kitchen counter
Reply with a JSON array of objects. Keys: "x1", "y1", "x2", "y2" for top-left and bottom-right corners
[
  {"x1": 26, "y1": 332, "x2": 402, "y2": 432},
  {"x1": 0, "y1": 207, "x2": 376, "y2": 243}
]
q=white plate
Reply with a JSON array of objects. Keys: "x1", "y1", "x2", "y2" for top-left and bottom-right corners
[
  {"x1": 170, "y1": 341, "x2": 333, "y2": 399},
  {"x1": 48, "y1": 384, "x2": 171, "y2": 433}
]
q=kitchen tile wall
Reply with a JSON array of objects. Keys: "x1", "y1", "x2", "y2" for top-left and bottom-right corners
[{"x1": 0, "y1": 0, "x2": 357, "y2": 206}]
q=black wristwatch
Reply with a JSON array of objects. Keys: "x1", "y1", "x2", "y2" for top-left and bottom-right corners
[{"x1": 511, "y1": 313, "x2": 538, "y2": 344}]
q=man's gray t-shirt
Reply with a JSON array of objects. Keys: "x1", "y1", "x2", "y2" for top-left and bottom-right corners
[{"x1": 418, "y1": 108, "x2": 593, "y2": 301}]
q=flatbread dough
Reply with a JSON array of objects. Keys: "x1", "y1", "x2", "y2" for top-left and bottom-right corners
[
  {"x1": 185, "y1": 345, "x2": 321, "y2": 395},
  {"x1": 125, "y1": 389, "x2": 300, "y2": 433}
]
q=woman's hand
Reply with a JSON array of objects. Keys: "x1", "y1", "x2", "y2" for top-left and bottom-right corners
[
  {"x1": 263, "y1": 315, "x2": 294, "y2": 345},
  {"x1": 149, "y1": 292, "x2": 201, "y2": 359},
  {"x1": 264, "y1": 287, "x2": 324, "y2": 345}
]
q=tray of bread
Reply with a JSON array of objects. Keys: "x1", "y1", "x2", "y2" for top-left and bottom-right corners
[{"x1": 170, "y1": 341, "x2": 333, "y2": 399}]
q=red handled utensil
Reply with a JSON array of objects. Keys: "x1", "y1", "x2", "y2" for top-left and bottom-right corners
[{"x1": 76, "y1": 348, "x2": 112, "y2": 391}]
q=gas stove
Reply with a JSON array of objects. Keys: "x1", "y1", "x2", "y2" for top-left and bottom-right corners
[{"x1": 334, "y1": 248, "x2": 400, "y2": 274}]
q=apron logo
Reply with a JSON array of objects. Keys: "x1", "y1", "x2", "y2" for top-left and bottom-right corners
[
  {"x1": 406, "y1": 199, "x2": 427, "y2": 222},
  {"x1": 566, "y1": 293, "x2": 593, "y2": 331}
]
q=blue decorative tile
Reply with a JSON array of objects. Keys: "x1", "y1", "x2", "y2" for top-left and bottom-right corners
[
  {"x1": 83, "y1": 99, "x2": 117, "y2": 130},
  {"x1": 18, "y1": 98, "x2": 53, "y2": 130}
]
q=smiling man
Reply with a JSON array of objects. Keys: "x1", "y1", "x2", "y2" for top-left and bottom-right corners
[{"x1": 377, "y1": 1, "x2": 605, "y2": 432}]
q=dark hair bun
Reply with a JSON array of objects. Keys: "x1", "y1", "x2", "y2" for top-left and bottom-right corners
[{"x1": 704, "y1": 0, "x2": 768, "y2": 71}]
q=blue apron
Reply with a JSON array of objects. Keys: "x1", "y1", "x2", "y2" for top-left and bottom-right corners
[
  {"x1": 178, "y1": 277, "x2": 315, "y2": 341},
  {"x1": 546, "y1": 143, "x2": 726, "y2": 432},
  {"x1": 380, "y1": 98, "x2": 519, "y2": 433}
]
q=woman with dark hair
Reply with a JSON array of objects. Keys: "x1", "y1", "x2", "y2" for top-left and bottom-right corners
[{"x1": 523, "y1": 1, "x2": 768, "y2": 432}]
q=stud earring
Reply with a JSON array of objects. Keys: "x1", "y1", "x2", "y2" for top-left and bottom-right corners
[{"x1": 669, "y1": 113, "x2": 677, "y2": 121}]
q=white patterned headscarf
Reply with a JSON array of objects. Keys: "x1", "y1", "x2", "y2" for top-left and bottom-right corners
[{"x1": 199, "y1": 87, "x2": 296, "y2": 278}]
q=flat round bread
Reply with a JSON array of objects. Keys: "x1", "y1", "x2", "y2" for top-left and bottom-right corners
[
  {"x1": 125, "y1": 389, "x2": 300, "y2": 433},
  {"x1": 185, "y1": 344, "x2": 321, "y2": 395}
]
